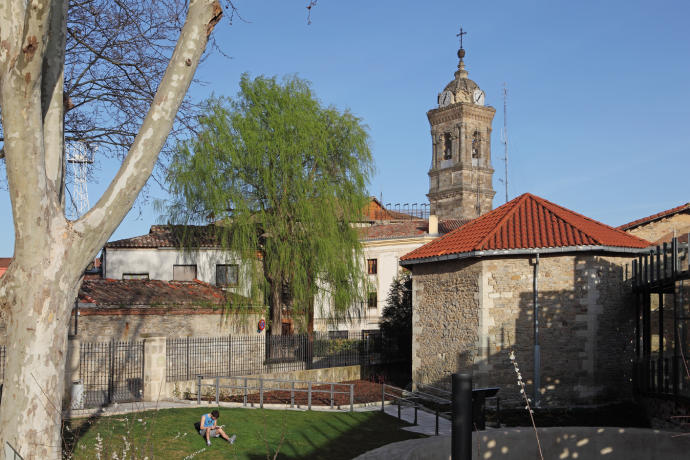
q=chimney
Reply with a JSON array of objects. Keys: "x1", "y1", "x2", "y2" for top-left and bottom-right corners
[{"x1": 429, "y1": 214, "x2": 439, "y2": 235}]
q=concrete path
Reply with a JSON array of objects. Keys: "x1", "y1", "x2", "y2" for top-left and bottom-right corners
[{"x1": 379, "y1": 403, "x2": 451, "y2": 436}]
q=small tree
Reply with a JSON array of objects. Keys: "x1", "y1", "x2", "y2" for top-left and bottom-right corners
[
  {"x1": 380, "y1": 272, "x2": 412, "y2": 365},
  {"x1": 164, "y1": 74, "x2": 374, "y2": 334}
]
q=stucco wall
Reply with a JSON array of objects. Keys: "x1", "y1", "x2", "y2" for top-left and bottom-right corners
[
  {"x1": 625, "y1": 212, "x2": 690, "y2": 243},
  {"x1": 411, "y1": 253, "x2": 636, "y2": 407},
  {"x1": 314, "y1": 237, "x2": 433, "y2": 332},
  {"x1": 103, "y1": 247, "x2": 254, "y2": 298}
]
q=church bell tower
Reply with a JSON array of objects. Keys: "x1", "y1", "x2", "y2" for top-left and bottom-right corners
[{"x1": 427, "y1": 30, "x2": 495, "y2": 221}]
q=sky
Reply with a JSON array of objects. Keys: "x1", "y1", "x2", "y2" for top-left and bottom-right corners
[{"x1": 1, "y1": 0, "x2": 689, "y2": 256}]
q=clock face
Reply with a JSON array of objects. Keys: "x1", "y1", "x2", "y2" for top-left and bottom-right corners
[
  {"x1": 439, "y1": 91, "x2": 452, "y2": 107},
  {"x1": 473, "y1": 89, "x2": 485, "y2": 106}
]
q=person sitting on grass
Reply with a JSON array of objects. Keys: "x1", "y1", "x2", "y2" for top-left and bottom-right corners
[{"x1": 199, "y1": 410, "x2": 236, "y2": 446}]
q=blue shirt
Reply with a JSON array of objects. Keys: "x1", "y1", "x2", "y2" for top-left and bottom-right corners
[{"x1": 203, "y1": 414, "x2": 215, "y2": 428}]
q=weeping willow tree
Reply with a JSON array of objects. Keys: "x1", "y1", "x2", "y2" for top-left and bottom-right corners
[{"x1": 165, "y1": 74, "x2": 374, "y2": 334}]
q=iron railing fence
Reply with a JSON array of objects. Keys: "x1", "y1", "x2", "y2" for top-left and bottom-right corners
[
  {"x1": 166, "y1": 330, "x2": 399, "y2": 382},
  {"x1": 635, "y1": 356, "x2": 690, "y2": 399},
  {"x1": 79, "y1": 340, "x2": 144, "y2": 407}
]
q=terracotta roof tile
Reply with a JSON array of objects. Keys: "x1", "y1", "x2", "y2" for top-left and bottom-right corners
[
  {"x1": 618, "y1": 203, "x2": 690, "y2": 231},
  {"x1": 78, "y1": 279, "x2": 251, "y2": 306},
  {"x1": 359, "y1": 218, "x2": 469, "y2": 240},
  {"x1": 401, "y1": 193, "x2": 651, "y2": 262},
  {"x1": 105, "y1": 225, "x2": 221, "y2": 249}
]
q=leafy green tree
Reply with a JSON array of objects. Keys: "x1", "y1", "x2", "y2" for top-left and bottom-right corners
[
  {"x1": 164, "y1": 74, "x2": 374, "y2": 334},
  {"x1": 380, "y1": 272, "x2": 413, "y2": 364}
]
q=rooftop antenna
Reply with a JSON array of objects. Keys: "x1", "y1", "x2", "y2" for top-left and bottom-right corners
[
  {"x1": 67, "y1": 141, "x2": 95, "y2": 219},
  {"x1": 500, "y1": 83, "x2": 509, "y2": 203}
]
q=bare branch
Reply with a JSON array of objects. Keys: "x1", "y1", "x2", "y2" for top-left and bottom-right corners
[
  {"x1": 42, "y1": 0, "x2": 69, "y2": 211},
  {"x1": 74, "y1": 0, "x2": 222, "y2": 249}
]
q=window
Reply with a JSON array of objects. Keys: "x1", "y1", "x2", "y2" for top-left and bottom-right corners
[
  {"x1": 367, "y1": 258, "x2": 378, "y2": 275},
  {"x1": 173, "y1": 264, "x2": 197, "y2": 281},
  {"x1": 367, "y1": 292, "x2": 377, "y2": 309},
  {"x1": 122, "y1": 273, "x2": 149, "y2": 280},
  {"x1": 216, "y1": 264, "x2": 239, "y2": 287},
  {"x1": 472, "y1": 130, "x2": 481, "y2": 159},
  {"x1": 443, "y1": 133, "x2": 452, "y2": 160}
]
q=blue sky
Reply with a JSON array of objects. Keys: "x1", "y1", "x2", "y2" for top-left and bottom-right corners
[{"x1": 1, "y1": 0, "x2": 689, "y2": 256}]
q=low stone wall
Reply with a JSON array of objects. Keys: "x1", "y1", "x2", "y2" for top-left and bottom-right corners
[
  {"x1": 355, "y1": 426, "x2": 690, "y2": 460},
  {"x1": 165, "y1": 365, "x2": 362, "y2": 400},
  {"x1": 73, "y1": 307, "x2": 264, "y2": 342}
]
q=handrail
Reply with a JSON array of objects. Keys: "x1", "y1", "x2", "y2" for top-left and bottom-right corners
[{"x1": 195, "y1": 375, "x2": 356, "y2": 411}]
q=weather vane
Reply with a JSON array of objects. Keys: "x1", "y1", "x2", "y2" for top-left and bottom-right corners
[{"x1": 456, "y1": 27, "x2": 467, "y2": 49}]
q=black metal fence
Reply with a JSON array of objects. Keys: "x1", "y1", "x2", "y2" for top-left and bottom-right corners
[
  {"x1": 166, "y1": 330, "x2": 395, "y2": 382},
  {"x1": 79, "y1": 340, "x2": 144, "y2": 407}
]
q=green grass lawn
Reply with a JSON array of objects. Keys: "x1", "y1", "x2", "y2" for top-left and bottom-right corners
[{"x1": 64, "y1": 407, "x2": 426, "y2": 459}]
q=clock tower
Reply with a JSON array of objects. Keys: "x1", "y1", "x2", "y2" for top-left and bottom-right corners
[{"x1": 427, "y1": 35, "x2": 495, "y2": 221}]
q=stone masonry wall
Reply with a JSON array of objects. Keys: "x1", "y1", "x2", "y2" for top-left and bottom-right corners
[
  {"x1": 411, "y1": 258, "x2": 481, "y2": 389},
  {"x1": 74, "y1": 309, "x2": 263, "y2": 342},
  {"x1": 625, "y1": 212, "x2": 690, "y2": 243},
  {"x1": 411, "y1": 253, "x2": 636, "y2": 407}
]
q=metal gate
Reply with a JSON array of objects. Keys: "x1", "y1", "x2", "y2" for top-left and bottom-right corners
[{"x1": 79, "y1": 340, "x2": 144, "y2": 407}]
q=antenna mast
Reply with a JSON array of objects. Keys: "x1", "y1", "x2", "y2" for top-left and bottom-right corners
[
  {"x1": 501, "y1": 83, "x2": 509, "y2": 203},
  {"x1": 67, "y1": 141, "x2": 95, "y2": 219}
]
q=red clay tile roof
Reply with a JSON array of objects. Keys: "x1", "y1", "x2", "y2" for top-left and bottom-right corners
[
  {"x1": 401, "y1": 193, "x2": 651, "y2": 263},
  {"x1": 78, "y1": 279, "x2": 251, "y2": 306},
  {"x1": 105, "y1": 225, "x2": 221, "y2": 249},
  {"x1": 359, "y1": 219, "x2": 469, "y2": 240},
  {"x1": 618, "y1": 203, "x2": 690, "y2": 231},
  {"x1": 362, "y1": 197, "x2": 419, "y2": 221}
]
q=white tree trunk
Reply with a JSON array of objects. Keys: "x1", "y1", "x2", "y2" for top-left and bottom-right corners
[{"x1": 0, "y1": 1, "x2": 222, "y2": 457}]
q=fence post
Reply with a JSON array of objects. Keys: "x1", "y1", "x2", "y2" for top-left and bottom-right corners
[
  {"x1": 215, "y1": 376, "x2": 219, "y2": 405},
  {"x1": 243, "y1": 377, "x2": 248, "y2": 407},
  {"x1": 397, "y1": 401, "x2": 401, "y2": 419},
  {"x1": 291, "y1": 381, "x2": 295, "y2": 408},
  {"x1": 143, "y1": 337, "x2": 167, "y2": 402},
  {"x1": 381, "y1": 384, "x2": 385, "y2": 412},
  {"x1": 228, "y1": 335, "x2": 232, "y2": 376},
  {"x1": 260, "y1": 377, "x2": 264, "y2": 408},
  {"x1": 197, "y1": 375, "x2": 201, "y2": 404},
  {"x1": 435, "y1": 408, "x2": 439, "y2": 436},
  {"x1": 107, "y1": 341, "x2": 114, "y2": 405},
  {"x1": 330, "y1": 383, "x2": 334, "y2": 409},
  {"x1": 308, "y1": 381, "x2": 312, "y2": 410},
  {"x1": 350, "y1": 384, "x2": 354, "y2": 412},
  {"x1": 451, "y1": 373, "x2": 472, "y2": 460},
  {"x1": 63, "y1": 336, "x2": 81, "y2": 407}
]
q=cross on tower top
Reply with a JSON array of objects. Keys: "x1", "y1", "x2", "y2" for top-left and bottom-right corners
[{"x1": 456, "y1": 27, "x2": 467, "y2": 49}]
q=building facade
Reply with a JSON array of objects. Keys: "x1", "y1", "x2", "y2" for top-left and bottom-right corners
[{"x1": 401, "y1": 193, "x2": 652, "y2": 407}]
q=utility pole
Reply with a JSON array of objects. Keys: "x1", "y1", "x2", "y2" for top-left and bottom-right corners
[{"x1": 501, "y1": 83, "x2": 509, "y2": 203}]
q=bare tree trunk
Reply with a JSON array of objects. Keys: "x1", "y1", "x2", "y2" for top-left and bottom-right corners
[
  {"x1": 0, "y1": 1, "x2": 222, "y2": 457},
  {"x1": 0, "y1": 260, "x2": 79, "y2": 458}
]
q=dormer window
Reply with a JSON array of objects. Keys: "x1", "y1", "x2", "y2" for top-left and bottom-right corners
[{"x1": 443, "y1": 133, "x2": 452, "y2": 160}]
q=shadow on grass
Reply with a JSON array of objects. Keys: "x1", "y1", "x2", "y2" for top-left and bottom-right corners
[{"x1": 244, "y1": 410, "x2": 426, "y2": 460}]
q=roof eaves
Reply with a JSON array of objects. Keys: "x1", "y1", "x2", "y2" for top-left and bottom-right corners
[{"x1": 400, "y1": 244, "x2": 652, "y2": 266}]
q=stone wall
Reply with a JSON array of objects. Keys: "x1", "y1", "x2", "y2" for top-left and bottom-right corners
[
  {"x1": 625, "y1": 212, "x2": 690, "y2": 243},
  {"x1": 411, "y1": 258, "x2": 481, "y2": 389},
  {"x1": 73, "y1": 307, "x2": 264, "y2": 342},
  {"x1": 411, "y1": 253, "x2": 636, "y2": 407}
]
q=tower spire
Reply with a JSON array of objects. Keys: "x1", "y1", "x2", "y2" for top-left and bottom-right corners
[{"x1": 455, "y1": 27, "x2": 468, "y2": 78}]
